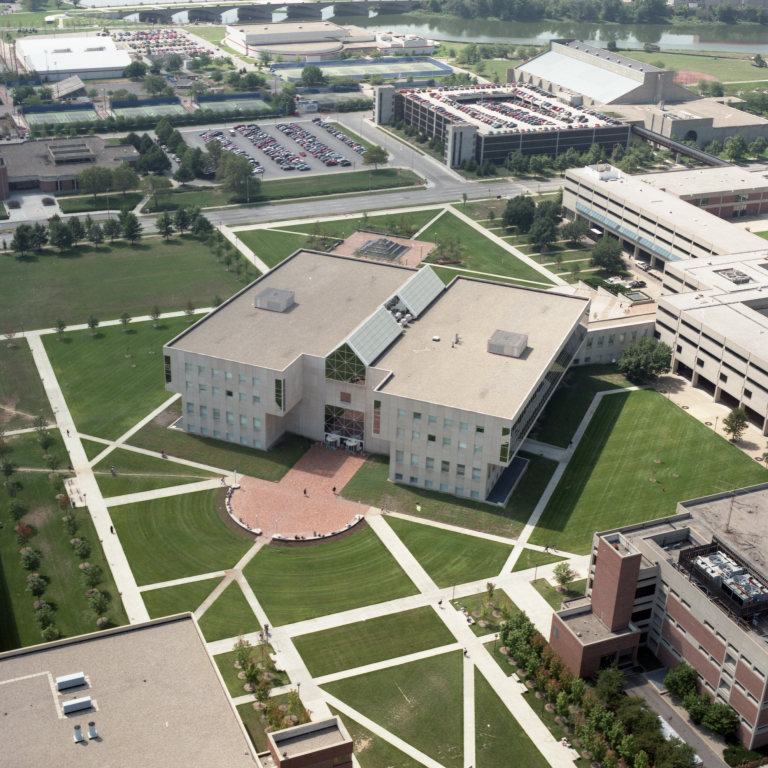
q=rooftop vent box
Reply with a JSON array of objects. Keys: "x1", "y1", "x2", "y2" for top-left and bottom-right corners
[
  {"x1": 255, "y1": 287, "x2": 294, "y2": 313},
  {"x1": 488, "y1": 330, "x2": 528, "y2": 359},
  {"x1": 56, "y1": 672, "x2": 85, "y2": 691},
  {"x1": 62, "y1": 696, "x2": 92, "y2": 715}
]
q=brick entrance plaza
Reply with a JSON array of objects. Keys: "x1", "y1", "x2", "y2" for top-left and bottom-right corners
[{"x1": 231, "y1": 444, "x2": 370, "y2": 539}]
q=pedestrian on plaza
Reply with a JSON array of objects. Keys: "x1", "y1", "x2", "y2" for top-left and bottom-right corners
[
  {"x1": 332, "y1": 486, "x2": 336, "y2": 493},
  {"x1": 544, "y1": 545, "x2": 549, "y2": 553},
  {"x1": 662, "y1": 487, "x2": 666, "y2": 492},
  {"x1": 463, "y1": 648, "x2": 468, "y2": 657},
  {"x1": 66, "y1": 429, "x2": 70, "y2": 437},
  {"x1": 110, "y1": 525, "x2": 114, "y2": 534},
  {"x1": 221, "y1": 477, "x2": 226, "y2": 485},
  {"x1": 438, "y1": 599, "x2": 443, "y2": 608},
  {"x1": 304, "y1": 489, "x2": 307, "y2": 496},
  {"x1": 110, "y1": 466, "x2": 115, "y2": 477}
]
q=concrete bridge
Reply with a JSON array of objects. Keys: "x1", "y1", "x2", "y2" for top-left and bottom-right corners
[{"x1": 102, "y1": 0, "x2": 419, "y2": 23}]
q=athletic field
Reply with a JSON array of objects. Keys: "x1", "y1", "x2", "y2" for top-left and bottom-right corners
[
  {"x1": 112, "y1": 103, "x2": 188, "y2": 120},
  {"x1": 275, "y1": 57, "x2": 451, "y2": 82},
  {"x1": 197, "y1": 98, "x2": 270, "y2": 113},
  {"x1": 26, "y1": 110, "x2": 99, "y2": 127}
]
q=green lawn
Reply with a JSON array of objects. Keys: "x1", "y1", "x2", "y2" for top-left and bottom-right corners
[
  {"x1": 58, "y1": 192, "x2": 143, "y2": 214},
  {"x1": 126, "y1": 401, "x2": 312, "y2": 482},
  {"x1": 510, "y1": 548, "x2": 566, "y2": 573},
  {"x1": 43, "y1": 317, "x2": 189, "y2": 441},
  {"x1": 429, "y1": 265, "x2": 540, "y2": 288},
  {"x1": 5, "y1": 429, "x2": 68, "y2": 471},
  {"x1": 243, "y1": 526, "x2": 419, "y2": 626},
  {"x1": 385, "y1": 516, "x2": 512, "y2": 588},
  {"x1": 623, "y1": 50, "x2": 757, "y2": 83},
  {"x1": 198, "y1": 579, "x2": 261, "y2": 642},
  {"x1": 237, "y1": 693, "x2": 295, "y2": 753},
  {"x1": 1, "y1": 236, "x2": 246, "y2": 329},
  {"x1": 0, "y1": 472, "x2": 127, "y2": 651},
  {"x1": 529, "y1": 390, "x2": 768, "y2": 554},
  {"x1": 92, "y1": 447, "x2": 217, "y2": 497},
  {"x1": 81, "y1": 439, "x2": 107, "y2": 462},
  {"x1": 280, "y1": 209, "x2": 437, "y2": 241},
  {"x1": 322, "y1": 651, "x2": 464, "y2": 768},
  {"x1": 531, "y1": 577, "x2": 588, "y2": 610},
  {"x1": 532, "y1": 364, "x2": 634, "y2": 449},
  {"x1": 327, "y1": 123, "x2": 377, "y2": 153},
  {"x1": 0, "y1": 338, "x2": 54, "y2": 430},
  {"x1": 341, "y1": 451, "x2": 558, "y2": 540},
  {"x1": 329, "y1": 707, "x2": 425, "y2": 768},
  {"x1": 141, "y1": 576, "x2": 221, "y2": 619},
  {"x1": 110, "y1": 489, "x2": 253, "y2": 586},
  {"x1": 419, "y1": 211, "x2": 553, "y2": 284},
  {"x1": 450, "y1": 588, "x2": 519, "y2": 637},
  {"x1": 293, "y1": 606, "x2": 454, "y2": 678},
  {"x1": 475, "y1": 667, "x2": 549, "y2": 768},
  {"x1": 237, "y1": 229, "x2": 309, "y2": 270}
]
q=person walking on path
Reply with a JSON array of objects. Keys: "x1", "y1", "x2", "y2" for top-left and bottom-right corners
[
  {"x1": 438, "y1": 599, "x2": 443, "y2": 608},
  {"x1": 110, "y1": 466, "x2": 115, "y2": 477},
  {"x1": 66, "y1": 429, "x2": 70, "y2": 437},
  {"x1": 303, "y1": 489, "x2": 307, "y2": 496},
  {"x1": 332, "y1": 486, "x2": 336, "y2": 493},
  {"x1": 110, "y1": 525, "x2": 114, "y2": 534}
]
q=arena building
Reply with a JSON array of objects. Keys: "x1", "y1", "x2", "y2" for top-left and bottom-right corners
[
  {"x1": 225, "y1": 21, "x2": 432, "y2": 63},
  {"x1": 374, "y1": 83, "x2": 632, "y2": 168},
  {"x1": 15, "y1": 36, "x2": 132, "y2": 82},
  {"x1": 549, "y1": 485, "x2": 768, "y2": 749},
  {"x1": 163, "y1": 250, "x2": 589, "y2": 505}
]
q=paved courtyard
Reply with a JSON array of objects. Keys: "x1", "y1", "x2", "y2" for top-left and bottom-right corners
[{"x1": 232, "y1": 444, "x2": 369, "y2": 538}]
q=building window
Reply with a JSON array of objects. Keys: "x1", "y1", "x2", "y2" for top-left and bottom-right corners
[
  {"x1": 697, "y1": 358, "x2": 704, "y2": 367},
  {"x1": 226, "y1": 412, "x2": 234, "y2": 423},
  {"x1": 213, "y1": 409, "x2": 220, "y2": 420},
  {"x1": 410, "y1": 476, "x2": 418, "y2": 484},
  {"x1": 440, "y1": 483, "x2": 449, "y2": 492},
  {"x1": 444, "y1": 418, "x2": 453, "y2": 428},
  {"x1": 397, "y1": 408, "x2": 406, "y2": 418},
  {"x1": 632, "y1": 608, "x2": 653, "y2": 622},
  {"x1": 200, "y1": 427, "x2": 208, "y2": 436},
  {"x1": 428, "y1": 434, "x2": 436, "y2": 442},
  {"x1": 253, "y1": 418, "x2": 261, "y2": 430},
  {"x1": 470, "y1": 491, "x2": 479, "y2": 499},
  {"x1": 275, "y1": 379, "x2": 285, "y2": 412},
  {"x1": 441, "y1": 460, "x2": 450, "y2": 473},
  {"x1": 253, "y1": 395, "x2": 260, "y2": 404},
  {"x1": 745, "y1": 389, "x2": 752, "y2": 399},
  {"x1": 677, "y1": 345, "x2": 682, "y2": 353},
  {"x1": 608, "y1": 334, "x2": 615, "y2": 345},
  {"x1": 212, "y1": 369, "x2": 220, "y2": 376},
  {"x1": 631, "y1": 331, "x2": 637, "y2": 340},
  {"x1": 474, "y1": 445, "x2": 483, "y2": 453},
  {"x1": 326, "y1": 343, "x2": 366, "y2": 384},
  {"x1": 472, "y1": 467, "x2": 481, "y2": 480},
  {"x1": 226, "y1": 390, "x2": 233, "y2": 398},
  {"x1": 397, "y1": 428, "x2": 405, "y2": 437},
  {"x1": 595, "y1": 355, "x2": 602, "y2": 363},
  {"x1": 586, "y1": 338, "x2": 593, "y2": 348},
  {"x1": 428, "y1": 415, "x2": 437, "y2": 424},
  {"x1": 373, "y1": 400, "x2": 381, "y2": 435},
  {"x1": 426, "y1": 457, "x2": 434, "y2": 470},
  {"x1": 413, "y1": 431, "x2": 420, "y2": 440},
  {"x1": 411, "y1": 454, "x2": 419, "y2": 467},
  {"x1": 460, "y1": 422, "x2": 468, "y2": 431},
  {"x1": 239, "y1": 393, "x2": 246, "y2": 402},
  {"x1": 185, "y1": 363, "x2": 193, "y2": 371},
  {"x1": 619, "y1": 333, "x2": 626, "y2": 343},
  {"x1": 186, "y1": 381, "x2": 193, "y2": 390},
  {"x1": 443, "y1": 437, "x2": 451, "y2": 447},
  {"x1": 457, "y1": 464, "x2": 465, "y2": 477},
  {"x1": 458, "y1": 440, "x2": 467, "y2": 449},
  {"x1": 240, "y1": 437, "x2": 249, "y2": 445},
  {"x1": 187, "y1": 402, "x2": 194, "y2": 415},
  {"x1": 239, "y1": 375, "x2": 246, "y2": 383},
  {"x1": 584, "y1": 357, "x2": 591, "y2": 363},
  {"x1": 240, "y1": 415, "x2": 247, "y2": 427},
  {"x1": 396, "y1": 451, "x2": 404, "y2": 463},
  {"x1": 425, "y1": 480, "x2": 433, "y2": 489},
  {"x1": 213, "y1": 387, "x2": 220, "y2": 395},
  {"x1": 720, "y1": 373, "x2": 728, "y2": 383},
  {"x1": 340, "y1": 392, "x2": 352, "y2": 404},
  {"x1": 413, "y1": 412, "x2": 421, "y2": 421},
  {"x1": 226, "y1": 433, "x2": 234, "y2": 442},
  {"x1": 395, "y1": 473, "x2": 403, "y2": 481},
  {"x1": 164, "y1": 355, "x2": 172, "y2": 383},
  {"x1": 199, "y1": 366, "x2": 205, "y2": 374},
  {"x1": 253, "y1": 377, "x2": 260, "y2": 386},
  {"x1": 456, "y1": 487, "x2": 464, "y2": 495},
  {"x1": 199, "y1": 384, "x2": 207, "y2": 392},
  {"x1": 214, "y1": 430, "x2": 221, "y2": 438},
  {"x1": 254, "y1": 440, "x2": 261, "y2": 448},
  {"x1": 225, "y1": 372, "x2": 233, "y2": 380},
  {"x1": 187, "y1": 424, "x2": 195, "y2": 432},
  {"x1": 476, "y1": 426, "x2": 484, "y2": 434},
  {"x1": 200, "y1": 406, "x2": 207, "y2": 418},
  {"x1": 500, "y1": 426, "x2": 511, "y2": 463},
  {"x1": 597, "y1": 336, "x2": 604, "y2": 346}
]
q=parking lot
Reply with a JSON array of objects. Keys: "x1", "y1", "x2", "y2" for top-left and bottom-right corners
[{"x1": 179, "y1": 118, "x2": 370, "y2": 180}]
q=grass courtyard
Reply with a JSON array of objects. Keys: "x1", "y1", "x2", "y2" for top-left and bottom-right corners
[
  {"x1": 243, "y1": 526, "x2": 419, "y2": 626},
  {"x1": 110, "y1": 489, "x2": 253, "y2": 586},
  {"x1": 529, "y1": 390, "x2": 768, "y2": 554},
  {"x1": 142, "y1": 576, "x2": 221, "y2": 620},
  {"x1": 43, "y1": 317, "x2": 190, "y2": 441},
  {"x1": 531, "y1": 577, "x2": 588, "y2": 610},
  {"x1": 0, "y1": 338, "x2": 54, "y2": 431},
  {"x1": 1, "y1": 236, "x2": 247, "y2": 329}
]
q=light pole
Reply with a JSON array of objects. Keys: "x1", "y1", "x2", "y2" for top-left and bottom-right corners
[
  {"x1": 452, "y1": 581, "x2": 456, "y2": 600},
  {"x1": 494, "y1": 633, "x2": 498, "y2": 655}
]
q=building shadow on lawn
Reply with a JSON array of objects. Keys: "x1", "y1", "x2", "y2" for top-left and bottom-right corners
[{"x1": 0, "y1": 549, "x2": 21, "y2": 652}]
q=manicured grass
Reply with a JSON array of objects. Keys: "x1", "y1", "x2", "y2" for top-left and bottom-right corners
[
  {"x1": 529, "y1": 390, "x2": 768, "y2": 554},
  {"x1": 126, "y1": 401, "x2": 312, "y2": 482},
  {"x1": 420, "y1": 211, "x2": 553, "y2": 284},
  {"x1": 142, "y1": 186, "x2": 230, "y2": 213},
  {"x1": 198, "y1": 579, "x2": 261, "y2": 643},
  {"x1": 460, "y1": 58, "x2": 521, "y2": 82},
  {"x1": 43, "y1": 317, "x2": 189, "y2": 441},
  {"x1": 323, "y1": 650, "x2": 464, "y2": 768},
  {"x1": 1, "y1": 236, "x2": 246, "y2": 329},
  {"x1": 475, "y1": 667, "x2": 549, "y2": 768},
  {"x1": 141, "y1": 576, "x2": 221, "y2": 620},
  {"x1": 237, "y1": 693, "x2": 295, "y2": 753},
  {"x1": 510, "y1": 548, "x2": 566, "y2": 573},
  {"x1": 243, "y1": 526, "x2": 419, "y2": 626},
  {"x1": 0, "y1": 473, "x2": 128, "y2": 651},
  {"x1": 531, "y1": 577, "x2": 588, "y2": 610},
  {"x1": 58, "y1": 192, "x2": 143, "y2": 214},
  {"x1": 238, "y1": 229, "x2": 309, "y2": 269},
  {"x1": 0, "y1": 338, "x2": 54, "y2": 430},
  {"x1": 328, "y1": 123, "x2": 377, "y2": 152},
  {"x1": 92, "y1": 447, "x2": 217, "y2": 498},
  {"x1": 429, "y1": 265, "x2": 544, "y2": 288},
  {"x1": 5, "y1": 429, "x2": 68, "y2": 470},
  {"x1": 329, "y1": 707, "x2": 425, "y2": 768},
  {"x1": 532, "y1": 364, "x2": 634, "y2": 449},
  {"x1": 386, "y1": 516, "x2": 512, "y2": 588},
  {"x1": 280, "y1": 209, "x2": 437, "y2": 240},
  {"x1": 81, "y1": 439, "x2": 107, "y2": 462},
  {"x1": 450, "y1": 588, "x2": 519, "y2": 637},
  {"x1": 110, "y1": 489, "x2": 253, "y2": 586},
  {"x1": 341, "y1": 451, "x2": 558, "y2": 539},
  {"x1": 293, "y1": 606, "x2": 454, "y2": 678},
  {"x1": 623, "y1": 50, "x2": 757, "y2": 83}
]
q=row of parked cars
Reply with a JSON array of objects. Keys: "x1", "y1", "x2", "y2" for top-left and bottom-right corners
[
  {"x1": 235, "y1": 124, "x2": 309, "y2": 172},
  {"x1": 200, "y1": 128, "x2": 264, "y2": 173},
  {"x1": 312, "y1": 118, "x2": 368, "y2": 157},
  {"x1": 276, "y1": 123, "x2": 352, "y2": 167}
]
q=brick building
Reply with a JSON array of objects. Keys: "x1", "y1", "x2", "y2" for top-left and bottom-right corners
[
  {"x1": 549, "y1": 485, "x2": 768, "y2": 749},
  {"x1": 262, "y1": 717, "x2": 353, "y2": 768},
  {"x1": 0, "y1": 137, "x2": 139, "y2": 198}
]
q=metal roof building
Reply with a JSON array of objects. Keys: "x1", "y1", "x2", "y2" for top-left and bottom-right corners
[{"x1": 16, "y1": 36, "x2": 132, "y2": 82}]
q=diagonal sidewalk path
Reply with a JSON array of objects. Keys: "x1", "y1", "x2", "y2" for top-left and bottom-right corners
[{"x1": 104, "y1": 478, "x2": 223, "y2": 508}]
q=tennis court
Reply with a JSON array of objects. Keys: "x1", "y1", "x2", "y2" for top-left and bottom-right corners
[
  {"x1": 26, "y1": 110, "x2": 99, "y2": 127},
  {"x1": 197, "y1": 98, "x2": 270, "y2": 113},
  {"x1": 275, "y1": 58, "x2": 451, "y2": 82},
  {"x1": 112, "y1": 103, "x2": 188, "y2": 119}
]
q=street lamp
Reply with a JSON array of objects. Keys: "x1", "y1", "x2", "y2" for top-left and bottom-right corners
[
  {"x1": 452, "y1": 581, "x2": 456, "y2": 600},
  {"x1": 494, "y1": 633, "x2": 499, "y2": 655}
]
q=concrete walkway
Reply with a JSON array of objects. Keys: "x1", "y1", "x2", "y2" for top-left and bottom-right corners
[
  {"x1": 221, "y1": 224, "x2": 269, "y2": 274},
  {"x1": 104, "y1": 478, "x2": 223, "y2": 508}
]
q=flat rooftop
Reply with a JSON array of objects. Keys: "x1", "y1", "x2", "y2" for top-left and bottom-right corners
[
  {"x1": 635, "y1": 166, "x2": 768, "y2": 197},
  {"x1": 561, "y1": 608, "x2": 638, "y2": 643},
  {"x1": 166, "y1": 251, "x2": 414, "y2": 370},
  {"x1": 401, "y1": 82, "x2": 613, "y2": 136},
  {"x1": 0, "y1": 616, "x2": 255, "y2": 768},
  {"x1": 274, "y1": 724, "x2": 345, "y2": 756},
  {"x1": 228, "y1": 21, "x2": 345, "y2": 35},
  {"x1": 376, "y1": 277, "x2": 587, "y2": 416},
  {"x1": 611, "y1": 98, "x2": 768, "y2": 129},
  {"x1": 561, "y1": 39, "x2": 662, "y2": 72}
]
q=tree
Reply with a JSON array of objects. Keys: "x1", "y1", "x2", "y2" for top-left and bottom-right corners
[
  {"x1": 725, "y1": 134, "x2": 748, "y2": 162},
  {"x1": 143, "y1": 74, "x2": 166, "y2": 95},
  {"x1": 590, "y1": 235, "x2": 624, "y2": 272},
  {"x1": 702, "y1": 702, "x2": 739, "y2": 735},
  {"x1": 67, "y1": 216, "x2": 86, "y2": 247},
  {"x1": 723, "y1": 407, "x2": 749, "y2": 442},
  {"x1": 362, "y1": 145, "x2": 388, "y2": 170},
  {"x1": 749, "y1": 136, "x2": 767, "y2": 159},
  {"x1": 156, "y1": 210, "x2": 175, "y2": 241},
  {"x1": 77, "y1": 166, "x2": 112, "y2": 204},
  {"x1": 173, "y1": 206, "x2": 191, "y2": 236},
  {"x1": 596, "y1": 663, "x2": 626, "y2": 705},
  {"x1": 233, "y1": 634, "x2": 254, "y2": 670},
  {"x1": 503, "y1": 195, "x2": 536, "y2": 233},
  {"x1": 49, "y1": 221, "x2": 74, "y2": 253},
  {"x1": 141, "y1": 175, "x2": 173, "y2": 210},
  {"x1": 617, "y1": 337, "x2": 672, "y2": 382},
  {"x1": 53, "y1": 317, "x2": 67, "y2": 340},
  {"x1": 552, "y1": 562, "x2": 575, "y2": 588},
  {"x1": 10, "y1": 223, "x2": 33, "y2": 257},
  {"x1": 86, "y1": 314, "x2": 99, "y2": 334},
  {"x1": 185, "y1": 300, "x2": 195, "y2": 321},
  {"x1": 120, "y1": 312, "x2": 132, "y2": 331},
  {"x1": 73, "y1": 539, "x2": 91, "y2": 559},
  {"x1": 682, "y1": 692, "x2": 711, "y2": 725},
  {"x1": 150, "y1": 305, "x2": 161, "y2": 325},
  {"x1": 112, "y1": 162, "x2": 139, "y2": 196},
  {"x1": 528, "y1": 216, "x2": 557, "y2": 253},
  {"x1": 528, "y1": 154, "x2": 548, "y2": 177},
  {"x1": 26, "y1": 575, "x2": 47, "y2": 597},
  {"x1": 20, "y1": 548, "x2": 41, "y2": 570},
  {"x1": 664, "y1": 661, "x2": 699, "y2": 699},
  {"x1": 561, "y1": 220, "x2": 590, "y2": 245},
  {"x1": 216, "y1": 154, "x2": 258, "y2": 200},
  {"x1": 31, "y1": 222, "x2": 48, "y2": 251},
  {"x1": 122, "y1": 213, "x2": 143, "y2": 245},
  {"x1": 173, "y1": 164, "x2": 194, "y2": 185},
  {"x1": 123, "y1": 60, "x2": 147, "y2": 79},
  {"x1": 103, "y1": 218, "x2": 122, "y2": 243},
  {"x1": 300, "y1": 64, "x2": 326, "y2": 86},
  {"x1": 82, "y1": 564, "x2": 103, "y2": 589},
  {"x1": 155, "y1": 118, "x2": 173, "y2": 144},
  {"x1": 137, "y1": 144, "x2": 171, "y2": 175},
  {"x1": 9, "y1": 498, "x2": 27, "y2": 522},
  {"x1": 88, "y1": 222, "x2": 104, "y2": 246},
  {"x1": 569, "y1": 263, "x2": 581, "y2": 283}
]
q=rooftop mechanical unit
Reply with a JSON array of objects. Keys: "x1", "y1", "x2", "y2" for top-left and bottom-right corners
[
  {"x1": 255, "y1": 287, "x2": 295, "y2": 313},
  {"x1": 487, "y1": 329, "x2": 528, "y2": 359}
]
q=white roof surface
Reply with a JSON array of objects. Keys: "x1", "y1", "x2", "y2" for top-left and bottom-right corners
[
  {"x1": 17, "y1": 36, "x2": 131, "y2": 74},
  {"x1": 518, "y1": 50, "x2": 641, "y2": 104}
]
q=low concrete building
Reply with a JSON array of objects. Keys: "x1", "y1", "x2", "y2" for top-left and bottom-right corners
[
  {"x1": 0, "y1": 137, "x2": 138, "y2": 197},
  {"x1": 163, "y1": 250, "x2": 589, "y2": 505},
  {"x1": 16, "y1": 36, "x2": 132, "y2": 82},
  {"x1": 263, "y1": 718, "x2": 353, "y2": 768},
  {"x1": 549, "y1": 485, "x2": 768, "y2": 749}
]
